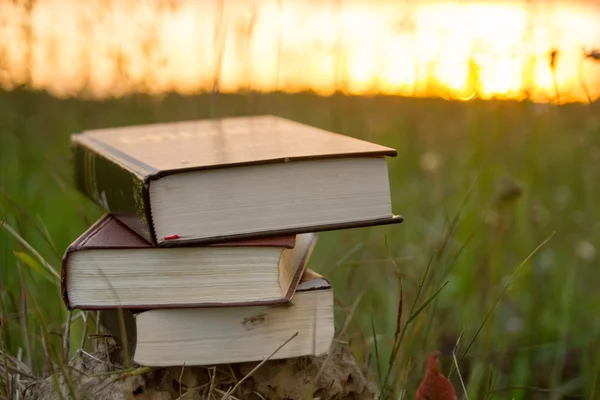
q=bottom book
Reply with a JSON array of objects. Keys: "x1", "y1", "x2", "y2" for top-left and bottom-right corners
[{"x1": 99, "y1": 269, "x2": 335, "y2": 367}]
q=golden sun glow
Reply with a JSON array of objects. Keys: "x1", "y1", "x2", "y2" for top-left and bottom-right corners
[{"x1": 0, "y1": 0, "x2": 599, "y2": 103}]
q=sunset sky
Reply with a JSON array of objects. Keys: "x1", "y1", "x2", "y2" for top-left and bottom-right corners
[{"x1": 1, "y1": 0, "x2": 599, "y2": 102}]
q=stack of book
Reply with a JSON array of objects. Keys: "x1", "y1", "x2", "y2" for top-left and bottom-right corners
[{"x1": 60, "y1": 115, "x2": 402, "y2": 367}]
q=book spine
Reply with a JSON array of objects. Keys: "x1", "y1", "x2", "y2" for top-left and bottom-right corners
[{"x1": 71, "y1": 139, "x2": 155, "y2": 244}]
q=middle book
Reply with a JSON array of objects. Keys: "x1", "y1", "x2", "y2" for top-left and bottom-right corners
[{"x1": 61, "y1": 214, "x2": 317, "y2": 310}]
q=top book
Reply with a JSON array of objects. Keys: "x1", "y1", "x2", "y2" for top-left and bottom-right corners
[{"x1": 71, "y1": 115, "x2": 402, "y2": 246}]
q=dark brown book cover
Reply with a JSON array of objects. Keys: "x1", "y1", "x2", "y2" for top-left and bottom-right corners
[
  {"x1": 71, "y1": 115, "x2": 400, "y2": 245},
  {"x1": 61, "y1": 214, "x2": 313, "y2": 310}
]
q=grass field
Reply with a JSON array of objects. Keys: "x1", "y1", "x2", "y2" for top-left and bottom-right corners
[{"x1": 1, "y1": 88, "x2": 599, "y2": 399}]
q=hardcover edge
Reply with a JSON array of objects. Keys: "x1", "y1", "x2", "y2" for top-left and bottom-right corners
[
  {"x1": 157, "y1": 214, "x2": 404, "y2": 247},
  {"x1": 147, "y1": 150, "x2": 398, "y2": 180},
  {"x1": 64, "y1": 213, "x2": 297, "y2": 251},
  {"x1": 61, "y1": 214, "x2": 113, "y2": 310}
]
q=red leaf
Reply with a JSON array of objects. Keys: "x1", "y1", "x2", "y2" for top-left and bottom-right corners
[{"x1": 415, "y1": 351, "x2": 457, "y2": 400}]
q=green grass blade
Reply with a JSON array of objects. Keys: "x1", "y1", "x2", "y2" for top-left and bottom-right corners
[
  {"x1": 406, "y1": 281, "x2": 449, "y2": 325},
  {"x1": 13, "y1": 250, "x2": 57, "y2": 284},
  {"x1": 2, "y1": 221, "x2": 60, "y2": 281},
  {"x1": 370, "y1": 315, "x2": 382, "y2": 391},
  {"x1": 454, "y1": 232, "x2": 555, "y2": 374}
]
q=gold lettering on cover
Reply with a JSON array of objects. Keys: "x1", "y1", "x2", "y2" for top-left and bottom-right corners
[{"x1": 114, "y1": 120, "x2": 278, "y2": 145}]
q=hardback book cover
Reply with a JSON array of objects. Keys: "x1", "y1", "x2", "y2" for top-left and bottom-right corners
[
  {"x1": 61, "y1": 213, "x2": 316, "y2": 310},
  {"x1": 71, "y1": 115, "x2": 402, "y2": 246}
]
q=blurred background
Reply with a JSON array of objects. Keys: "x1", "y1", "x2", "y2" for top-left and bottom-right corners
[{"x1": 1, "y1": 0, "x2": 600, "y2": 398}]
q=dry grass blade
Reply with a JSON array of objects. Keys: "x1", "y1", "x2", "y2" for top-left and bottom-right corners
[
  {"x1": 215, "y1": 388, "x2": 240, "y2": 400},
  {"x1": 27, "y1": 273, "x2": 83, "y2": 398},
  {"x1": 175, "y1": 365, "x2": 241, "y2": 400},
  {"x1": 16, "y1": 262, "x2": 32, "y2": 370},
  {"x1": 15, "y1": 348, "x2": 23, "y2": 400},
  {"x1": 336, "y1": 290, "x2": 365, "y2": 340},
  {"x1": 1, "y1": 352, "x2": 33, "y2": 379},
  {"x1": 386, "y1": 271, "x2": 402, "y2": 366},
  {"x1": 452, "y1": 331, "x2": 468, "y2": 399},
  {"x1": 174, "y1": 382, "x2": 211, "y2": 400},
  {"x1": 62, "y1": 311, "x2": 72, "y2": 363},
  {"x1": 380, "y1": 251, "x2": 437, "y2": 398},
  {"x1": 178, "y1": 363, "x2": 185, "y2": 399},
  {"x1": 95, "y1": 311, "x2": 100, "y2": 337},
  {"x1": 60, "y1": 308, "x2": 86, "y2": 367},
  {"x1": 251, "y1": 391, "x2": 267, "y2": 400},
  {"x1": 226, "y1": 364, "x2": 238, "y2": 387},
  {"x1": 77, "y1": 312, "x2": 89, "y2": 358},
  {"x1": 370, "y1": 315, "x2": 382, "y2": 389},
  {"x1": 78, "y1": 349, "x2": 119, "y2": 370},
  {"x1": 208, "y1": 366, "x2": 217, "y2": 398},
  {"x1": 382, "y1": 259, "x2": 404, "y2": 359},
  {"x1": 92, "y1": 367, "x2": 152, "y2": 395},
  {"x1": 1, "y1": 285, "x2": 14, "y2": 399},
  {"x1": 313, "y1": 289, "x2": 364, "y2": 385},
  {"x1": 9, "y1": 259, "x2": 31, "y2": 386},
  {"x1": 89, "y1": 366, "x2": 151, "y2": 378},
  {"x1": 221, "y1": 331, "x2": 299, "y2": 400},
  {"x1": 385, "y1": 235, "x2": 404, "y2": 367},
  {"x1": 25, "y1": 290, "x2": 77, "y2": 400},
  {"x1": 61, "y1": 310, "x2": 85, "y2": 329},
  {"x1": 0, "y1": 362, "x2": 37, "y2": 381}
]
